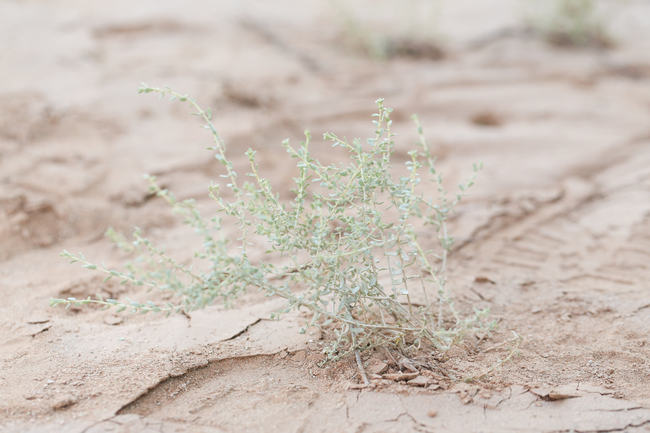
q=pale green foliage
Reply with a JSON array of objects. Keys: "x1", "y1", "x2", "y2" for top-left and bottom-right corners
[
  {"x1": 53, "y1": 86, "x2": 491, "y2": 361},
  {"x1": 331, "y1": 0, "x2": 444, "y2": 60},
  {"x1": 527, "y1": 0, "x2": 611, "y2": 48}
]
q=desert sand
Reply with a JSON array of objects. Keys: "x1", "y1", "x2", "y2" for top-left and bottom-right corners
[{"x1": 1, "y1": 1, "x2": 650, "y2": 432}]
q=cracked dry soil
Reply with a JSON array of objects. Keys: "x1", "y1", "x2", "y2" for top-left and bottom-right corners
[{"x1": 1, "y1": 1, "x2": 650, "y2": 432}]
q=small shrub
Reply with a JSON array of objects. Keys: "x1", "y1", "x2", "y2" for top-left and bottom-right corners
[
  {"x1": 331, "y1": 0, "x2": 445, "y2": 60},
  {"x1": 52, "y1": 86, "x2": 491, "y2": 362},
  {"x1": 528, "y1": 0, "x2": 612, "y2": 49}
]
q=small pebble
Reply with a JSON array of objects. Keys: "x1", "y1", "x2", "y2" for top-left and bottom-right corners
[{"x1": 103, "y1": 314, "x2": 123, "y2": 326}]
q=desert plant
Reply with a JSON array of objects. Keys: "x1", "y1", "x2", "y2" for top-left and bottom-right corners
[
  {"x1": 52, "y1": 86, "x2": 491, "y2": 362},
  {"x1": 331, "y1": 0, "x2": 445, "y2": 60},
  {"x1": 527, "y1": 0, "x2": 612, "y2": 48}
]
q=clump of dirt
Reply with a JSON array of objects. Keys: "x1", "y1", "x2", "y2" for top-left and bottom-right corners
[
  {"x1": 470, "y1": 111, "x2": 503, "y2": 127},
  {"x1": 383, "y1": 37, "x2": 446, "y2": 60},
  {"x1": 0, "y1": 194, "x2": 63, "y2": 259}
]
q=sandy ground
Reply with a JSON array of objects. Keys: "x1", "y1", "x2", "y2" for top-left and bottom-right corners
[{"x1": 1, "y1": 0, "x2": 650, "y2": 432}]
